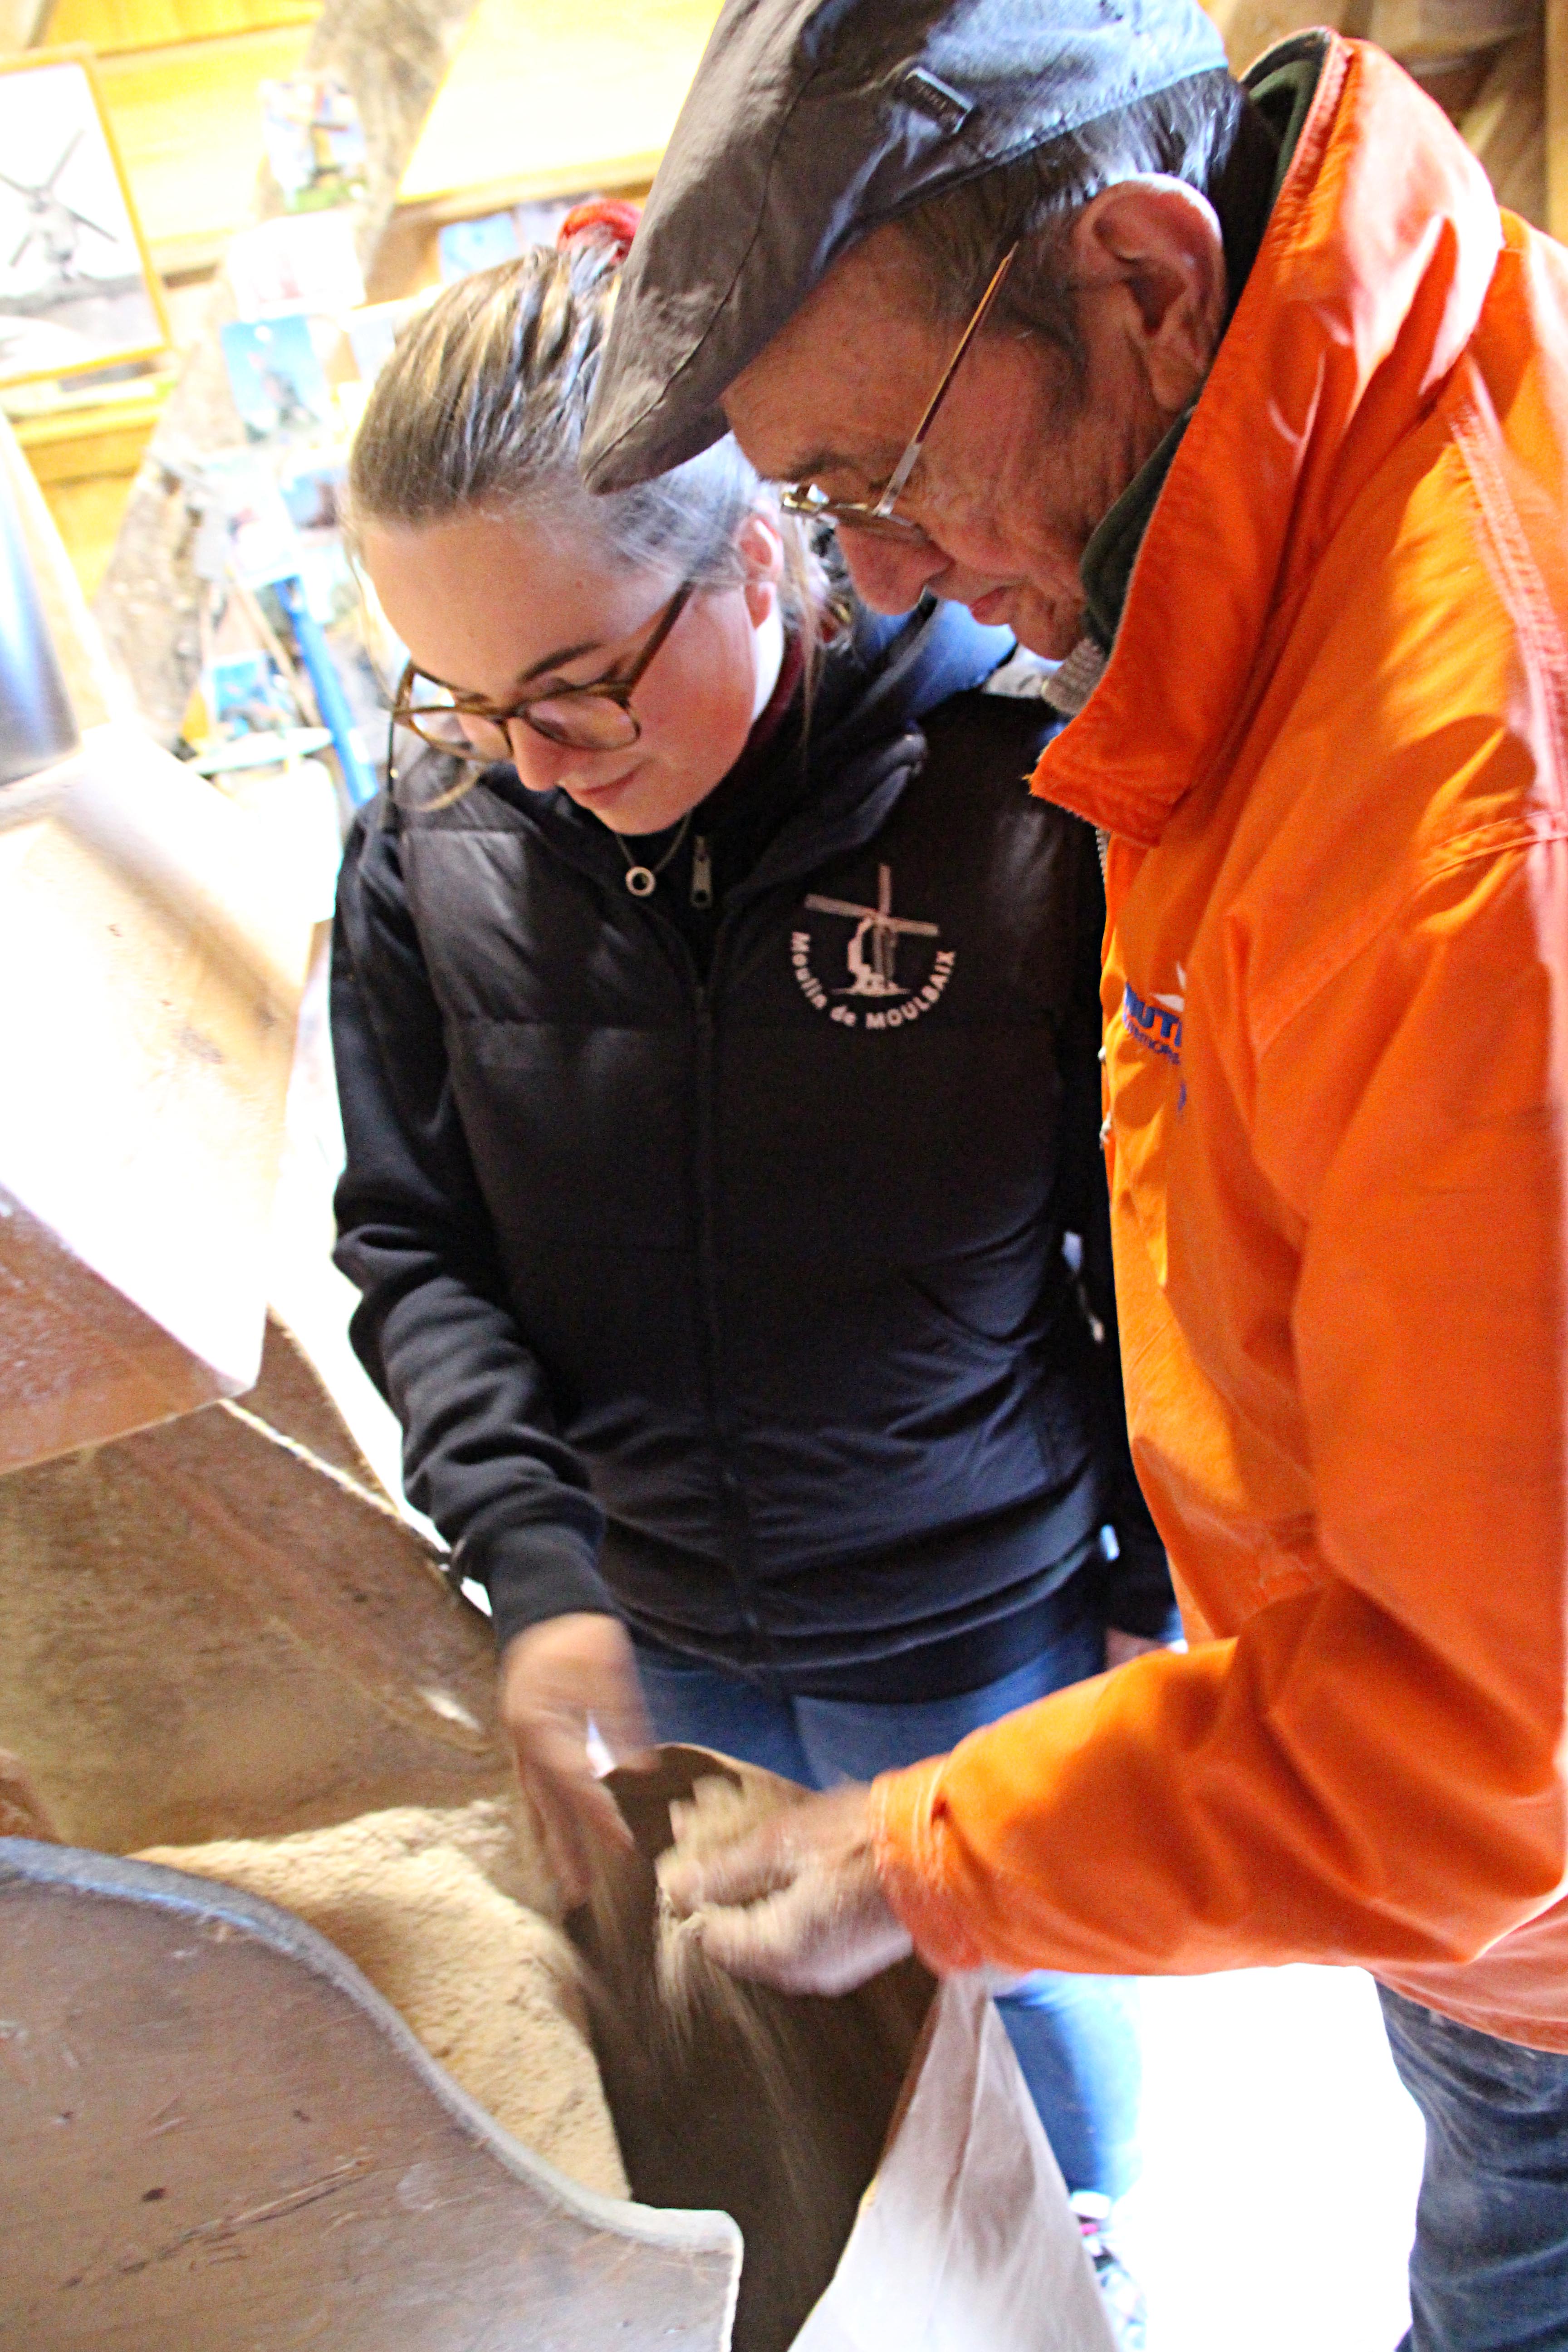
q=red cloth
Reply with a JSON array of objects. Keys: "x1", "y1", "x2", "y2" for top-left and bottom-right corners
[{"x1": 557, "y1": 200, "x2": 642, "y2": 263}]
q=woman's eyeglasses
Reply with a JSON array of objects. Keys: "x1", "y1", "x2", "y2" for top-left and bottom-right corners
[
  {"x1": 779, "y1": 245, "x2": 1018, "y2": 548},
  {"x1": 391, "y1": 579, "x2": 695, "y2": 760}
]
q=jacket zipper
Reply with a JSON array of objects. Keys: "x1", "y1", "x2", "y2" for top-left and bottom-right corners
[
  {"x1": 683, "y1": 927, "x2": 769, "y2": 1668},
  {"x1": 508, "y1": 753, "x2": 925, "y2": 1665},
  {"x1": 690, "y1": 833, "x2": 714, "y2": 909}
]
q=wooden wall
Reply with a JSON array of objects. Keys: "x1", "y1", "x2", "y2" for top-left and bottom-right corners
[
  {"x1": 5, "y1": 0, "x2": 718, "y2": 589},
  {"x1": 4, "y1": 0, "x2": 1563, "y2": 593}
]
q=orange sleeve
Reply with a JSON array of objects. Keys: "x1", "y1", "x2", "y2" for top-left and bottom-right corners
[{"x1": 872, "y1": 835, "x2": 1568, "y2": 1981}]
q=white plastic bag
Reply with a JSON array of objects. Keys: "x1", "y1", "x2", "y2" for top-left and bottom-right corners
[{"x1": 792, "y1": 1975, "x2": 1117, "y2": 2352}]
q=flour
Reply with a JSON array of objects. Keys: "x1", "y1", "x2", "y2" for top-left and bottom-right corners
[
  {"x1": 650, "y1": 1773, "x2": 794, "y2": 2029},
  {"x1": 644, "y1": 1778, "x2": 828, "y2": 2258},
  {"x1": 139, "y1": 1798, "x2": 627, "y2": 2199},
  {"x1": 571, "y1": 1752, "x2": 932, "y2": 2352}
]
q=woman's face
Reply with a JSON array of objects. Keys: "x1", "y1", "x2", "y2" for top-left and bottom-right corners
[{"x1": 363, "y1": 505, "x2": 786, "y2": 834}]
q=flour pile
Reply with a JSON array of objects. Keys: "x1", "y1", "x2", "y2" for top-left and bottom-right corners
[
  {"x1": 0, "y1": 1749, "x2": 57, "y2": 1843},
  {"x1": 139, "y1": 1798, "x2": 627, "y2": 2198},
  {"x1": 568, "y1": 1753, "x2": 932, "y2": 2352}
]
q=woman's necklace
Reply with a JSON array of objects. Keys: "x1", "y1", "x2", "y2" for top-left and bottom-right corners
[{"x1": 616, "y1": 808, "x2": 693, "y2": 897}]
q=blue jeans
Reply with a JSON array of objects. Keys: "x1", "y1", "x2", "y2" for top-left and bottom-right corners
[
  {"x1": 1380, "y1": 1985, "x2": 1568, "y2": 2351},
  {"x1": 632, "y1": 1615, "x2": 1142, "y2": 2202}
]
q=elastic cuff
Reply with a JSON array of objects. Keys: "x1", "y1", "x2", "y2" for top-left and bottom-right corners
[
  {"x1": 466, "y1": 1524, "x2": 617, "y2": 1656},
  {"x1": 869, "y1": 1759, "x2": 986, "y2": 1976}
]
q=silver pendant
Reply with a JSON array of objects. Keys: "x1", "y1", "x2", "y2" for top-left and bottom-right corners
[{"x1": 624, "y1": 866, "x2": 657, "y2": 897}]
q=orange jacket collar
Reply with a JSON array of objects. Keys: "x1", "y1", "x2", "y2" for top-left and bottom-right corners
[{"x1": 1037, "y1": 34, "x2": 1503, "y2": 849}]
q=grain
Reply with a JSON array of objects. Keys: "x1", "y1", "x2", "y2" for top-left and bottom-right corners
[
  {"x1": 140, "y1": 1799, "x2": 627, "y2": 2197},
  {"x1": 569, "y1": 1750, "x2": 934, "y2": 2352}
]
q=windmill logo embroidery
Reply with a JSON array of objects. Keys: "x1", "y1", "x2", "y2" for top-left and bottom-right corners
[{"x1": 791, "y1": 864, "x2": 956, "y2": 1030}]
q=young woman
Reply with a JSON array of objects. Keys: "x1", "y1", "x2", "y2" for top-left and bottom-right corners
[{"x1": 335, "y1": 206, "x2": 1175, "y2": 2329}]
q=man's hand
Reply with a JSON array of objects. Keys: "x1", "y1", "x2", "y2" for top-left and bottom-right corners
[
  {"x1": 657, "y1": 1779, "x2": 914, "y2": 1995},
  {"x1": 498, "y1": 1614, "x2": 654, "y2": 1908}
]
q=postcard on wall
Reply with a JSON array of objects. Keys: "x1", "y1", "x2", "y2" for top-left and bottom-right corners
[
  {"x1": 226, "y1": 211, "x2": 365, "y2": 323},
  {"x1": 219, "y1": 313, "x2": 333, "y2": 441},
  {"x1": 0, "y1": 48, "x2": 172, "y2": 390},
  {"x1": 437, "y1": 211, "x2": 520, "y2": 283},
  {"x1": 260, "y1": 73, "x2": 368, "y2": 215},
  {"x1": 206, "y1": 650, "x2": 299, "y2": 740},
  {"x1": 195, "y1": 451, "x2": 302, "y2": 589}
]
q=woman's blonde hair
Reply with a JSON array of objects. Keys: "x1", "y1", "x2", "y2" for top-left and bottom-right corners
[{"x1": 350, "y1": 235, "x2": 823, "y2": 632}]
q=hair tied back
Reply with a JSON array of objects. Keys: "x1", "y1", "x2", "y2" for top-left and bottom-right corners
[{"x1": 557, "y1": 199, "x2": 642, "y2": 264}]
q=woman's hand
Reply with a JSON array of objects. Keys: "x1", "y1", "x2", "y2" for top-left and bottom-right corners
[{"x1": 498, "y1": 1613, "x2": 655, "y2": 1908}]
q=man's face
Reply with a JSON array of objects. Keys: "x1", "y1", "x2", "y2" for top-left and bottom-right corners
[{"x1": 724, "y1": 219, "x2": 1192, "y2": 658}]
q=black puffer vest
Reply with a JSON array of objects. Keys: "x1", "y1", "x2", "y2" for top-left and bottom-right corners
[{"x1": 333, "y1": 599, "x2": 1170, "y2": 1689}]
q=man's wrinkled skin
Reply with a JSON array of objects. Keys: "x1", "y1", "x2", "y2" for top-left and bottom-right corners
[
  {"x1": 657, "y1": 1780, "x2": 915, "y2": 1994},
  {"x1": 657, "y1": 1636, "x2": 1172, "y2": 1992},
  {"x1": 724, "y1": 179, "x2": 1227, "y2": 660},
  {"x1": 659, "y1": 181, "x2": 1225, "y2": 1996}
]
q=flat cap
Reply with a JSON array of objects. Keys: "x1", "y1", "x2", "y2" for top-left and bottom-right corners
[{"x1": 581, "y1": 0, "x2": 1229, "y2": 491}]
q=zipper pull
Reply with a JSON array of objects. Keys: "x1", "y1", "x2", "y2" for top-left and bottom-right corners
[{"x1": 690, "y1": 833, "x2": 714, "y2": 910}]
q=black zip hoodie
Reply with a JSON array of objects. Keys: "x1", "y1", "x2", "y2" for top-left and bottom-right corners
[{"x1": 331, "y1": 597, "x2": 1175, "y2": 1693}]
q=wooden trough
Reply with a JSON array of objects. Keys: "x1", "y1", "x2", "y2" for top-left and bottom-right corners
[{"x1": 0, "y1": 1837, "x2": 741, "y2": 2352}]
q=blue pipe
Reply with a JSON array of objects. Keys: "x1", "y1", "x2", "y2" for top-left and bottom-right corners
[{"x1": 274, "y1": 573, "x2": 378, "y2": 808}]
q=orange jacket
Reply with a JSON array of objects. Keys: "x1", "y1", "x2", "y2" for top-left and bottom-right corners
[{"x1": 872, "y1": 34, "x2": 1568, "y2": 2051}]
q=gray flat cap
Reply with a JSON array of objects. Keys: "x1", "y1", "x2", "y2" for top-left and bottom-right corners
[{"x1": 581, "y1": 0, "x2": 1229, "y2": 491}]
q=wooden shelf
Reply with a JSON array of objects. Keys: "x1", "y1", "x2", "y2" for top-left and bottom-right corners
[
  {"x1": 95, "y1": 24, "x2": 313, "y2": 275},
  {"x1": 11, "y1": 383, "x2": 169, "y2": 478},
  {"x1": 77, "y1": 0, "x2": 720, "y2": 278},
  {"x1": 43, "y1": 0, "x2": 314, "y2": 54},
  {"x1": 11, "y1": 384, "x2": 170, "y2": 596},
  {"x1": 396, "y1": 0, "x2": 719, "y2": 206}
]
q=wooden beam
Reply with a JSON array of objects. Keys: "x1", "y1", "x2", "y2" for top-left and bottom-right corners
[
  {"x1": 0, "y1": 0, "x2": 51, "y2": 44},
  {"x1": 96, "y1": 25, "x2": 314, "y2": 274},
  {"x1": 1549, "y1": 0, "x2": 1568, "y2": 238},
  {"x1": 43, "y1": 0, "x2": 315, "y2": 56},
  {"x1": 365, "y1": 151, "x2": 657, "y2": 303}
]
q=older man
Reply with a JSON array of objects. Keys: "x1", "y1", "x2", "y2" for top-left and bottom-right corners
[{"x1": 582, "y1": 5, "x2": 1568, "y2": 2342}]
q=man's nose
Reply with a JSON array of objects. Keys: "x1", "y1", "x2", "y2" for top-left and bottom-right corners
[{"x1": 836, "y1": 524, "x2": 948, "y2": 614}]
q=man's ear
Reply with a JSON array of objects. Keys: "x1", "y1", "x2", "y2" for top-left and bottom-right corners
[
  {"x1": 1068, "y1": 177, "x2": 1227, "y2": 417},
  {"x1": 736, "y1": 506, "x2": 785, "y2": 623}
]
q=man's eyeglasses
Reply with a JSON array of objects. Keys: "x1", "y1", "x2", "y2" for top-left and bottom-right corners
[
  {"x1": 392, "y1": 579, "x2": 695, "y2": 760},
  {"x1": 780, "y1": 244, "x2": 1018, "y2": 548}
]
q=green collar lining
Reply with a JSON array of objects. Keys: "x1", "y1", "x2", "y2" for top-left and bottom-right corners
[{"x1": 1076, "y1": 34, "x2": 1329, "y2": 651}]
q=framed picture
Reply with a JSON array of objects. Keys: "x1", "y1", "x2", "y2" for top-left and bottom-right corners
[{"x1": 0, "y1": 47, "x2": 172, "y2": 391}]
